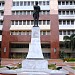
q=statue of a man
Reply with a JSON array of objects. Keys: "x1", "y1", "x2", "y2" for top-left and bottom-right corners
[{"x1": 33, "y1": 1, "x2": 41, "y2": 27}]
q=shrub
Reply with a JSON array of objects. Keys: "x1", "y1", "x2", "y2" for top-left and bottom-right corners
[
  {"x1": 48, "y1": 64, "x2": 56, "y2": 70},
  {"x1": 64, "y1": 58, "x2": 75, "y2": 62}
]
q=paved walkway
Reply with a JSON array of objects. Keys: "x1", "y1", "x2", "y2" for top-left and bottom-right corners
[{"x1": 0, "y1": 59, "x2": 75, "y2": 75}]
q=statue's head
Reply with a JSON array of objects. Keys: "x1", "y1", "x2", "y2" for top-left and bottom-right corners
[{"x1": 35, "y1": 1, "x2": 38, "y2": 5}]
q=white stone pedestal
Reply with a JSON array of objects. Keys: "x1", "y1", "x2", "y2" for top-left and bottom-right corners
[
  {"x1": 22, "y1": 59, "x2": 48, "y2": 69},
  {"x1": 22, "y1": 26, "x2": 48, "y2": 69},
  {"x1": 26, "y1": 26, "x2": 44, "y2": 59}
]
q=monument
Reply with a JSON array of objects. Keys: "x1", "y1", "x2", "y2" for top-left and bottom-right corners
[
  {"x1": 21, "y1": 1, "x2": 65, "y2": 75},
  {"x1": 22, "y1": 1, "x2": 48, "y2": 70},
  {"x1": 0, "y1": 1, "x2": 66, "y2": 75}
]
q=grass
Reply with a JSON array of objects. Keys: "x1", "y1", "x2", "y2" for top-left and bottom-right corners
[
  {"x1": 48, "y1": 64, "x2": 56, "y2": 70},
  {"x1": 71, "y1": 67, "x2": 75, "y2": 70}
]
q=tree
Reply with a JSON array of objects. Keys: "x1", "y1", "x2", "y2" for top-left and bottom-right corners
[{"x1": 63, "y1": 34, "x2": 75, "y2": 51}]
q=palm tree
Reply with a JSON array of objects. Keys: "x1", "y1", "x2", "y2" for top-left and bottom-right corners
[
  {"x1": 63, "y1": 36, "x2": 70, "y2": 48},
  {"x1": 63, "y1": 34, "x2": 75, "y2": 51}
]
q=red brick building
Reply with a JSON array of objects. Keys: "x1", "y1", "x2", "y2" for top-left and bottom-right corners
[{"x1": 0, "y1": 0, "x2": 75, "y2": 59}]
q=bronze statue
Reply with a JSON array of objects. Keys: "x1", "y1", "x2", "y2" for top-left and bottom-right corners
[{"x1": 33, "y1": 1, "x2": 41, "y2": 27}]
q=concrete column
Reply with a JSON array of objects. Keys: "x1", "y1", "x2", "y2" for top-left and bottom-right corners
[
  {"x1": 50, "y1": 0, "x2": 59, "y2": 58},
  {"x1": 1, "y1": 0, "x2": 12, "y2": 58}
]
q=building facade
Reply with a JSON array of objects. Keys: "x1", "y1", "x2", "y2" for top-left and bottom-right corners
[{"x1": 0, "y1": 0, "x2": 75, "y2": 59}]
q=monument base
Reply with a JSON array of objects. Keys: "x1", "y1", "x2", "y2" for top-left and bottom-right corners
[{"x1": 22, "y1": 59, "x2": 48, "y2": 69}]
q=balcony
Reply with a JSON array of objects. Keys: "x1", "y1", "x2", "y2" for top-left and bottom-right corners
[
  {"x1": 0, "y1": 35, "x2": 2, "y2": 41},
  {"x1": 0, "y1": 25, "x2": 3, "y2": 30},
  {"x1": 59, "y1": 5, "x2": 75, "y2": 10},
  {"x1": 59, "y1": 15, "x2": 75, "y2": 19},
  {"x1": 59, "y1": 25, "x2": 75, "y2": 30},
  {"x1": 10, "y1": 25, "x2": 50, "y2": 30},
  {"x1": 0, "y1": 6, "x2": 4, "y2": 10},
  {"x1": 12, "y1": 5, "x2": 50, "y2": 11},
  {"x1": 0, "y1": 15, "x2": 3, "y2": 20}
]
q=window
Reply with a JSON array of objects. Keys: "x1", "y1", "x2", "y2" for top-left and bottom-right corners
[
  {"x1": 1, "y1": 11, "x2": 4, "y2": 16},
  {"x1": 47, "y1": 20, "x2": 50, "y2": 25},
  {"x1": 71, "y1": 20, "x2": 74, "y2": 25},
  {"x1": 59, "y1": 31, "x2": 62, "y2": 35},
  {"x1": 15, "y1": 21, "x2": 18, "y2": 25},
  {"x1": 27, "y1": 21, "x2": 30, "y2": 25},
  {"x1": 41, "y1": 44, "x2": 50, "y2": 48},
  {"x1": 47, "y1": 31, "x2": 50, "y2": 35},
  {"x1": 28, "y1": 1, "x2": 30, "y2": 6},
  {"x1": 62, "y1": 1, "x2": 65, "y2": 5},
  {"x1": 43, "y1": 31, "x2": 46, "y2": 35},
  {"x1": 2, "y1": 2, "x2": 4, "y2": 6},
  {"x1": 27, "y1": 11, "x2": 30, "y2": 15},
  {"x1": 74, "y1": 11, "x2": 75, "y2": 15},
  {"x1": 59, "y1": 11, "x2": 61, "y2": 15},
  {"x1": 0, "y1": 31, "x2": 2, "y2": 35},
  {"x1": 66, "y1": 1, "x2": 69, "y2": 5},
  {"x1": 20, "y1": 1, "x2": 23, "y2": 6},
  {"x1": 43, "y1": 20, "x2": 46, "y2": 25},
  {"x1": 70, "y1": 11, "x2": 73, "y2": 15},
  {"x1": 74, "y1": 1, "x2": 75, "y2": 5},
  {"x1": 31, "y1": 11, "x2": 33, "y2": 15},
  {"x1": 19, "y1": 21, "x2": 22, "y2": 25},
  {"x1": 72, "y1": 30, "x2": 74, "y2": 34},
  {"x1": 43, "y1": 11, "x2": 46, "y2": 14},
  {"x1": 39, "y1": 1, "x2": 42, "y2": 5},
  {"x1": 24, "y1": 1, "x2": 26, "y2": 6},
  {"x1": 16, "y1": 11, "x2": 19, "y2": 15},
  {"x1": 12, "y1": 11, "x2": 15, "y2": 15},
  {"x1": 31, "y1": 20, "x2": 34, "y2": 25},
  {"x1": 23, "y1": 11, "x2": 26, "y2": 15},
  {"x1": 63, "y1": 20, "x2": 66, "y2": 25},
  {"x1": 16, "y1": 1, "x2": 19, "y2": 6},
  {"x1": 19, "y1": 31, "x2": 21, "y2": 35},
  {"x1": 59, "y1": 20, "x2": 62, "y2": 25},
  {"x1": 70, "y1": 1, "x2": 72, "y2": 5},
  {"x1": 47, "y1": 11, "x2": 50, "y2": 14},
  {"x1": 47, "y1": 1, "x2": 49, "y2": 5},
  {"x1": 67, "y1": 31, "x2": 70, "y2": 35},
  {"x1": 11, "y1": 44, "x2": 29, "y2": 48},
  {"x1": 43, "y1": 53, "x2": 50, "y2": 59},
  {"x1": 66, "y1": 11, "x2": 69, "y2": 15},
  {"x1": 23, "y1": 21, "x2": 26, "y2": 25},
  {"x1": 11, "y1": 21, "x2": 14, "y2": 25},
  {"x1": 67, "y1": 20, "x2": 70, "y2": 25},
  {"x1": 26, "y1": 31, "x2": 30, "y2": 35},
  {"x1": 62, "y1": 11, "x2": 65, "y2": 15},
  {"x1": 39, "y1": 20, "x2": 42, "y2": 25},
  {"x1": 43, "y1": 1, "x2": 45, "y2": 5},
  {"x1": 20, "y1": 11, "x2": 22, "y2": 15},
  {"x1": 0, "y1": 3, "x2": 1, "y2": 6},
  {"x1": 15, "y1": 31, "x2": 18, "y2": 35},
  {"x1": 31, "y1": 1, "x2": 34, "y2": 5},
  {"x1": 11, "y1": 31, "x2": 14, "y2": 35},
  {"x1": 0, "y1": 21, "x2": 3, "y2": 25},
  {"x1": 63, "y1": 31, "x2": 66, "y2": 35},
  {"x1": 58, "y1": 1, "x2": 61, "y2": 5},
  {"x1": 13, "y1": 2, "x2": 16, "y2": 6}
]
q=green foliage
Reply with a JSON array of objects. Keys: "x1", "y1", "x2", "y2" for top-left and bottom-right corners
[
  {"x1": 71, "y1": 67, "x2": 75, "y2": 70},
  {"x1": 17, "y1": 63, "x2": 22, "y2": 68},
  {"x1": 63, "y1": 58, "x2": 75, "y2": 62},
  {"x1": 63, "y1": 34, "x2": 75, "y2": 51},
  {"x1": 48, "y1": 64, "x2": 56, "y2": 70},
  {"x1": 0, "y1": 66, "x2": 5, "y2": 68},
  {"x1": 6, "y1": 63, "x2": 22, "y2": 70}
]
